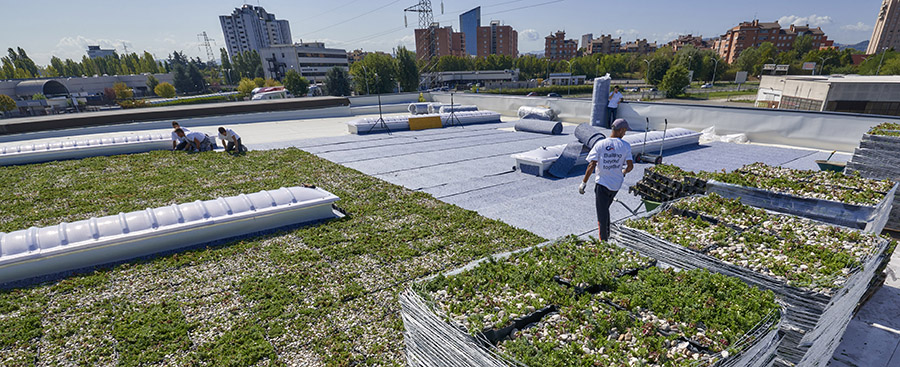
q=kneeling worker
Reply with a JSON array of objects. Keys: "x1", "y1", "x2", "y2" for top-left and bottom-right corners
[
  {"x1": 218, "y1": 127, "x2": 245, "y2": 154},
  {"x1": 579, "y1": 118, "x2": 634, "y2": 241},
  {"x1": 173, "y1": 128, "x2": 214, "y2": 152},
  {"x1": 171, "y1": 121, "x2": 191, "y2": 151}
]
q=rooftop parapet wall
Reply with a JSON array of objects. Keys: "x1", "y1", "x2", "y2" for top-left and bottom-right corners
[{"x1": 429, "y1": 93, "x2": 898, "y2": 153}]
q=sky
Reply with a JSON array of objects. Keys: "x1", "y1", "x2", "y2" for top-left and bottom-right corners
[{"x1": 0, "y1": 0, "x2": 884, "y2": 65}]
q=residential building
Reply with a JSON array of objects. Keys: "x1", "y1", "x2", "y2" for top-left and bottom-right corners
[
  {"x1": 868, "y1": 0, "x2": 900, "y2": 54},
  {"x1": 346, "y1": 49, "x2": 390, "y2": 64},
  {"x1": 545, "y1": 31, "x2": 577, "y2": 60},
  {"x1": 621, "y1": 39, "x2": 657, "y2": 54},
  {"x1": 414, "y1": 24, "x2": 466, "y2": 61},
  {"x1": 86, "y1": 46, "x2": 115, "y2": 59},
  {"x1": 220, "y1": 5, "x2": 292, "y2": 57},
  {"x1": 756, "y1": 74, "x2": 900, "y2": 116},
  {"x1": 260, "y1": 43, "x2": 348, "y2": 83},
  {"x1": 581, "y1": 35, "x2": 656, "y2": 55},
  {"x1": 459, "y1": 7, "x2": 481, "y2": 56},
  {"x1": 668, "y1": 34, "x2": 710, "y2": 52},
  {"x1": 714, "y1": 20, "x2": 834, "y2": 64},
  {"x1": 476, "y1": 21, "x2": 518, "y2": 58}
]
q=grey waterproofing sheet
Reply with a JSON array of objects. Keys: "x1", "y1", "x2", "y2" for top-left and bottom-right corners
[
  {"x1": 547, "y1": 124, "x2": 607, "y2": 177},
  {"x1": 513, "y1": 119, "x2": 563, "y2": 135}
]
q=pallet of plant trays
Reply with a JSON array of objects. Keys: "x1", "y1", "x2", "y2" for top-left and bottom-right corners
[
  {"x1": 613, "y1": 193, "x2": 897, "y2": 367},
  {"x1": 401, "y1": 236, "x2": 784, "y2": 367},
  {"x1": 846, "y1": 122, "x2": 900, "y2": 232},
  {"x1": 638, "y1": 163, "x2": 897, "y2": 234}
]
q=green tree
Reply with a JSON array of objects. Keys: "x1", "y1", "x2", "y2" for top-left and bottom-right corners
[
  {"x1": 282, "y1": 70, "x2": 309, "y2": 96},
  {"x1": 263, "y1": 78, "x2": 281, "y2": 87},
  {"x1": 350, "y1": 53, "x2": 397, "y2": 94},
  {"x1": 733, "y1": 46, "x2": 761, "y2": 74},
  {"x1": 793, "y1": 35, "x2": 815, "y2": 58},
  {"x1": 32, "y1": 93, "x2": 46, "y2": 100},
  {"x1": 396, "y1": 46, "x2": 419, "y2": 92},
  {"x1": 237, "y1": 78, "x2": 256, "y2": 97},
  {"x1": 154, "y1": 82, "x2": 176, "y2": 98},
  {"x1": 172, "y1": 64, "x2": 192, "y2": 94},
  {"x1": 187, "y1": 63, "x2": 207, "y2": 93},
  {"x1": 660, "y1": 64, "x2": 690, "y2": 98},
  {"x1": 220, "y1": 48, "x2": 237, "y2": 84},
  {"x1": 0, "y1": 94, "x2": 16, "y2": 116},
  {"x1": 112, "y1": 82, "x2": 133, "y2": 100},
  {"x1": 146, "y1": 75, "x2": 159, "y2": 94},
  {"x1": 324, "y1": 66, "x2": 351, "y2": 96},
  {"x1": 253, "y1": 77, "x2": 265, "y2": 88}
]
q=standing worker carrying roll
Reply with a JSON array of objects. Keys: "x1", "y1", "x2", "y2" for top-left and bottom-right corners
[{"x1": 579, "y1": 118, "x2": 633, "y2": 241}]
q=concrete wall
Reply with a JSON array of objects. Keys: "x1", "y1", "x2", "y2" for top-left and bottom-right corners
[
  {"x1": 430, "y1": 92, "x2": 899, "y2": 152},
  {"x1": 348, "y1": 93, "x2": 420, "y2": 107}
]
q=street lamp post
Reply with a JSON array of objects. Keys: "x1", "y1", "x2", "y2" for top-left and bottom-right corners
[
  {"x1": 817, "y1": 56, "x2": 833, "y2": 76},
  {"x1": 643, "y1": 59, "x2": 652, "y2": 99},
  {"x1": 563, "y1": 59, "x2": 573, "y2": 96},
  {"x1": 877, "y1": 47, "x2": 888, "y2": 75},
  {"x1": 361, "y1": 65, "x2": 371, "y2": 95}
]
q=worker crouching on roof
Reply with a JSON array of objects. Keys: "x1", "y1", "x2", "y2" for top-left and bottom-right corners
[
  {"x1": 579, "y1": 118, "x2": 634, "y2": 241},
  {"x1": 218, "y1": 127, "x2": 246, "y2": 154},
  {"x1": 171, "y1": 121, "x2": 191, "y2": 151},
  {"x1": 174, "y1": 128, "x2": 214, "y2": 153}
]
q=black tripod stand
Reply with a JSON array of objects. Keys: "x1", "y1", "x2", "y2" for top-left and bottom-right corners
[
  {"x1": 444, "y1": 92, "x2": 463, "y2": 128},
  {"x1": 365, "y1": 91, "x2": 392, "y2": 135}
]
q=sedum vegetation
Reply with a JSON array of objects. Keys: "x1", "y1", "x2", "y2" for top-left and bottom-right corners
[{"x1": 0, "y1": 148, "x2": 543, "y2": 366}]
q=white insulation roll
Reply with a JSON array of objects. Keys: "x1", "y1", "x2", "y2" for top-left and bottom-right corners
[
  {"x1": 517, "y1": 106, "x2": 557, "y2": 121},
  {"x1": 346, "y1": 111, "x2": 502, "y2": 134},
  {"x1": 0, "y1": 186, "x2": 341, "y2": 285},
  {"x1": 439, "y1": 105, "x2": 478, "y2": 114},
  {"x1": 428, "y1": 103, "x2": 454, "y2": 114},
  {"x1": 408, "y1": 103, "x2": 430, "y2": 115},
  {"x1": 0, "y1": 133, "x2": 171, "y2": 166}
]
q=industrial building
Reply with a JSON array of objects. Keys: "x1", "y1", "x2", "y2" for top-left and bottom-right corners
[
  {"x1": 756, "y1": 74, "x2": 900, "y2": 116},
  {"x1": 86, "y1": 45, "x2": 116, "y2": 59},
  {"x1": 868, "y1": 0, "x2": 900, "y2": 54},
  {"x1": 544, "y1": 31, "x2": 578, "y2": 60},
  {"x1": 713, "y1": 20, "x2": 834, "y2": 64},
  {"x1": 420, "y1": 69, "x2": 519, "y2": 88},
  {"x1": 219, "y1": 5, "x2": 292, "y2": 57},
  {"x1": 459, "y1": 7, "x2": 481, "y2": 56},
  {"x1": 260, "y1": 43, "x2": 349, "y2": 83}
]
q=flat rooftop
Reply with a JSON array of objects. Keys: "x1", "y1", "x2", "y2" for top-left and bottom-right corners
[{"x1": 1, "y1": 109, "x2": 896, "y2": 366}]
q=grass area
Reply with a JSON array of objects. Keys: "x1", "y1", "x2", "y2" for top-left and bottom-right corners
[
  {"x1": 0, "y1": 148, "x2": 544, "y2": 366},
  {"x1": 682, "y1": 89, "x2": 758, "y2": 100}
]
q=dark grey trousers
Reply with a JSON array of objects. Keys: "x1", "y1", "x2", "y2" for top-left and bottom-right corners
[
  {"x1": 595, "y1": 183, "x2": 618, "y2": 241},
  {"x1": 607, "y1": 107, "x2": 618, "y2": 128}
]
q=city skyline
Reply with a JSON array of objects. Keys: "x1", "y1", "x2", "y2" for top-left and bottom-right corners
[{"x1": 0, "y1": 0, "x2": 885, "y2": 65}]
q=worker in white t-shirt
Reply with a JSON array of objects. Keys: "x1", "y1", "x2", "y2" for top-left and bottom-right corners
[
  {"x1": 170, "y1": 121, "x2": 191, "y2": 151},
  {"x1": 218, "y1": 127, "x2": 246, "y2": 154},
  {"x1": 607, "y1": 86, "x2": 624, "y2": 128},
  {"x1": 173, "y1": 128, "x2": 214, "y2": 152},
  {"x1": 579, "y1": 118, "x2": 634, "y2": 241}
]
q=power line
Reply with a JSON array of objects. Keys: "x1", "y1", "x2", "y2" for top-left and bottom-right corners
[
  {"x1": 307, "y1": 0, "x2": 366, "y2": 19},
  {"x1": 298, "y1": 0, "x2": 403, "y2": 38},
  {"x1": 483, "y1": 0, "x2": 565, "y2": 17}
]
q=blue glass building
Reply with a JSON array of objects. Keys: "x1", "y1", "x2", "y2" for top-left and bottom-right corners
[{"x1": 459, "y1": 7, "x2": 481, "y2": 56}]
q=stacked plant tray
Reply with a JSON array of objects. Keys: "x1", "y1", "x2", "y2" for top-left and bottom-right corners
[
  {"x1": 846, "y1": 122, "x2": 900, "y2": 232},
  {"x1": 631, "y1": 163, "x2": 897, "y2": 234},
  {"x1": 402, "y1": 236, "x2": 783, "y2": 367},
  {"x1": 614, "y1": 194, "x2": 896, "y2": 367}
]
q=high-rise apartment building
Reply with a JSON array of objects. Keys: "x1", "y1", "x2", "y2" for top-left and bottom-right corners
[
  {"x1": 414, "y1": 24, "x2": 466, "y2": 61},
  {"x1": 545, "y1": 31, "x2": 577, "y2": 60},
  {"x1": 220, "y1": 5, "x2": 292, "y2": 57},
  {"x1": 476, "y1": 21, "x2": 518, "y2": 58},
  {"x1": 868, "y1": 0, "x2": 900, "y2": 54},
  {"x1": 714, "y1": 20, "x2": 833, "y2": 63},
  {"x1": 459, "y1": 7, "x2": 481, "y2": 56}
]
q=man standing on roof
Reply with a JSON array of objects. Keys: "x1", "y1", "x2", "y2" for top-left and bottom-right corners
[
  {"x1": 170, "y1": 121, "x2": 191, "y2": 151},
  {"x1": 579, "y1": 118, "x2": 634, "y2": 241},
  {"x1": 607, "y1": 86, "x2": 624, "y2": 128},
  {"x1": 173, "y1": 128, "x2": 214, "y2": 152},
  {"x1": 218, "y1": 127, "x2": 246, "y2": 154}
]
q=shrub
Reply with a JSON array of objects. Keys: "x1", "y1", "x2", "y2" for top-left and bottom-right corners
[{"x1": 154, "y1": 82, "x2": 176, "y2": 98}]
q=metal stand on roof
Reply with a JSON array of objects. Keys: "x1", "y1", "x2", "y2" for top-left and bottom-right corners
[
  {"x1": 444, "y1": 92, "x2": 463, "y2": 128},
  {"x1": 365, "y1": 82, "x2": 392, "y2": 135}
]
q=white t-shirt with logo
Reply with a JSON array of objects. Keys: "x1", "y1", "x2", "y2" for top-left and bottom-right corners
[
  {"x1": 608, "y1": 91, "x2": 624, "y2": 108},
  {"x1": 171, "y1": 127, "x2": 191, "y2": 143},
  {"x1": 586, "y1": 137, "x2": 633, "y2": 191},
  {"x1": 218, "y1": 129, "x2": 241, "y2": 143}
]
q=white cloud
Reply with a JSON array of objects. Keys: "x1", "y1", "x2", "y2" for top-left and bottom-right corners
[
  {"x1": 778, "y1": 14, "x2": 833, "y2": 27},
  {"x1": 519, "y1": 29, "x2": 540, "y2": 42},
  {"x1": 614, "y1": 29, "x2": 640, "y2": 37},
  {"x1": 841, "y1": 22, "x2": 872, "y2": 32}
]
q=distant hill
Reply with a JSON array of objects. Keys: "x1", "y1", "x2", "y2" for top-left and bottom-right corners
[{"x1": 836, "y1": 40, "x2": 869, "y2": 52}]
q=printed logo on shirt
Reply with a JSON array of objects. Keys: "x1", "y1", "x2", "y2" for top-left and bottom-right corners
[{"x1": 605, "y1": 145, "x2": 615, "y2": 151}]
